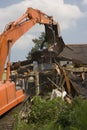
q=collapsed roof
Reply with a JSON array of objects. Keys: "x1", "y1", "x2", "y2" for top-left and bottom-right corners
[{"x1": 59, "y1": 44, "x2": 87, "y2": 64}]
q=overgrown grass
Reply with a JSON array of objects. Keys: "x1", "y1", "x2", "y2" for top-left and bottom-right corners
[{"x1": 14, "y1": 96, "x2": 87, "y2": 130}]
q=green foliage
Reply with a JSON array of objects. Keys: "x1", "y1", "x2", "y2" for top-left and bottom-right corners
[
  {"x1": 14, "y1": 96, "x2": 87, "y2": 130},
  {"x1": 54, "y1": 97, "x2": 87, "y2": 130},
  {"x1": 31, "y1": 32, "x2": 45, "y2": 52},
  {"x1": 27, "y1": 32, "x2": 49, "y2": 59},
  {"x1": 29, "y1": 96, "x2": 63, "y2": 124},
  {"x1": 27, "y1": 32, "x2": 45, "y2": 59},
  {"x1": 74, "y1": 98, "x2": 87, "y2": 130},
  {"x1": 14, "y1": 113, "x2": 30, "y2": 130}
]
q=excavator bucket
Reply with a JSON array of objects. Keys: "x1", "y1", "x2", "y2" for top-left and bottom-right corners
[
  {"x1": 44, "y1": 24, "x2": 65, "y2": 55},
  {"x1": 45, "y1": 24, "x2": 59, "y2": 44}
]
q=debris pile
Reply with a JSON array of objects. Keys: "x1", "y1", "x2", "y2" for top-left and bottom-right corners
[{"x1": 10, "y1": 49, "x2": 87, "y2": 100}]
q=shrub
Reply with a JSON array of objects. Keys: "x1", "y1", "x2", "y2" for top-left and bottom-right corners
[{"x1": 14, "y1": 96, "x2": 87, "y2": 130}]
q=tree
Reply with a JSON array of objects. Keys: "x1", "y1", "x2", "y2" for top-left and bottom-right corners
[{"x1": 27, "y1": 32, "x2": 49, "y2": 60}]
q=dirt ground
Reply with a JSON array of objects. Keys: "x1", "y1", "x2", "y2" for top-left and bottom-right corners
[{"x1": 0, "y1": 104, "x2": 22, "y2": 130}]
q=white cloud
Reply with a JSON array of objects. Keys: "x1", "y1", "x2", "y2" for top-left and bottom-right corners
[
  {"x1": 11, "y1": 34, "x2": 34, "y2": 50},
  {"x1": 0, "y1": 0, "x2": 84, "y2": 32},
  {"x1": 83, "y1": 0, "x2": 87, "y2": 5},
  {"x1": 11, "y1": 34, "x2": 35, "y2": 62},
  {"x1": 24, "y1": 0, "x2": 83, "y2": 30},
  {"x1": 0, "y1": 0, "x2": 85, "y2": 61}
]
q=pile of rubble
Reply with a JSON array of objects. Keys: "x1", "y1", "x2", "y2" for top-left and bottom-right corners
[{"x1": 10, "y1": 52, "x2": 87, "y2": 100}]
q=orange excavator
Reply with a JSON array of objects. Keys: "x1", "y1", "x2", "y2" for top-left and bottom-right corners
[{"x1": 0, "y1": 7, "x2": 62, "y2": 115}]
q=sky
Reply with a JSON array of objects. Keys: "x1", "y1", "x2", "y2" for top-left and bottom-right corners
[{"x1": 0, "y1": 0, "x2": 87, "y2": 62}]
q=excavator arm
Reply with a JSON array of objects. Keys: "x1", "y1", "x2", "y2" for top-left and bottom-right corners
[{"x1": 0, "y1": 7, "x2": 57, "y2": 80}]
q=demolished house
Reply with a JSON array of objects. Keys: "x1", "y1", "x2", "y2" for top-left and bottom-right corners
[{"x1": 10, "y1": 43, "x2": 87, "y2": 100}]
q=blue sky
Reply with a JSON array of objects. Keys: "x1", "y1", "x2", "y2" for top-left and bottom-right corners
[{"x1": 0, "y1": 0, "x2": 87, "y2": 62}]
